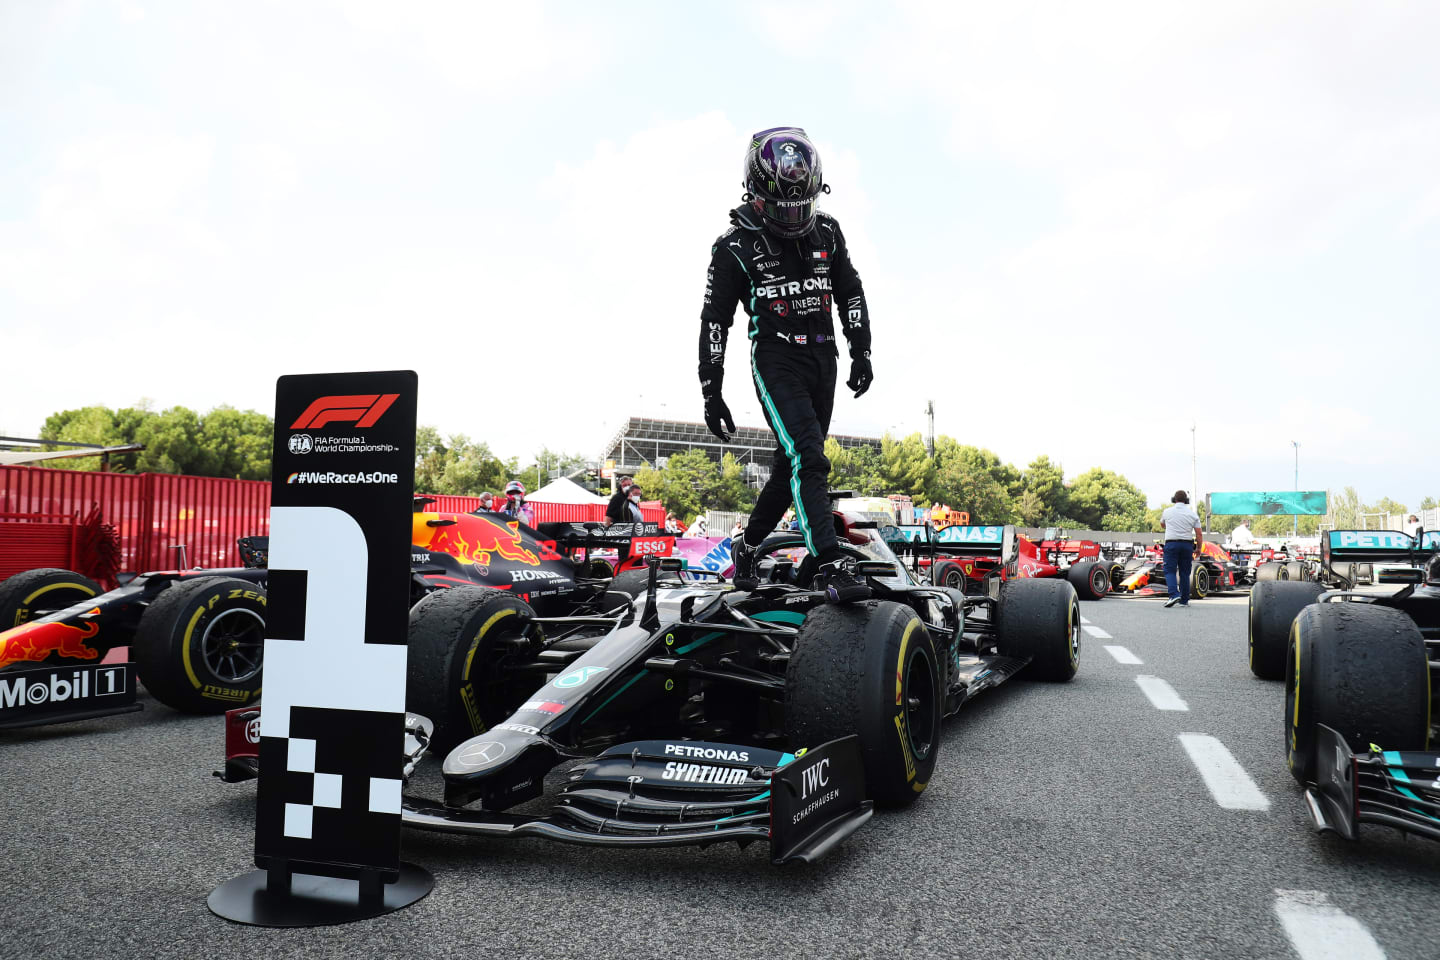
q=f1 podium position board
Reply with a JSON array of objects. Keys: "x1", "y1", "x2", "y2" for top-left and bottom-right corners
[{"x1": 211, "y1": 370, "x2": 431, "y2": 926}]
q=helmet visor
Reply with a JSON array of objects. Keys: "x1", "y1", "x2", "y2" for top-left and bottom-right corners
[{"x1": 758, "y1": 196, "x2": 816, "y2": 235}]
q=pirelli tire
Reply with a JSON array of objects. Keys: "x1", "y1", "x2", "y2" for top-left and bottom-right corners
[
  {"x1": 932, "y1": 560, "x2": 966, "y2": 591},
  {"x1": 1066, "y1": 561, "x2": 1109, "y2": 600},
  {"x1": 132, "y1": 576, "x2": 266, "y2": 714},
  {"x1": 1105, "y1": 562, "x2": 1126, "y2": 591},
  {"x1": 1284, "y1": 561, "x2": 1308, "y2": 582},
  {"x1": 1286, "y1": 603, "x2": 1429, "y2": 785},
  {"x1": 784, "y1": 600, "x2": 941, "y2": 809},
  {"x1": 1248, "y1": 581, "x2": 1323, "y2": 680},
  {"x1": 995, "y1": 578, "x2": 1080, "y2": 682},
  {"x1": 1190, "y1": 564, "x2": 1211, "y2": 599},
  {"x1": 1255, "y1": 562, "x2": 1282, "y2": 582},
  {"x1": 407, "y1": 586, "x2": 538, "y2": 754},
  {"x1": 0, "y1": 568, "x2": 102, "y2": 629}
]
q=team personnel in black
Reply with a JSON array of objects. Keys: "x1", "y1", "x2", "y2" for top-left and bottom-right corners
[{"x1": 698, "y1": 126, "x2": 873, "y2": 602}]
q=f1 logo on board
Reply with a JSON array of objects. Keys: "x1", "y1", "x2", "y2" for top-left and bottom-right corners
[{"x1": 290, "y1": 394, "x2": 399, "y2": 430}]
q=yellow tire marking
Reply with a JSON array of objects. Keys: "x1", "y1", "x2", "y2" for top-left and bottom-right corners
[
  {"x1": 462, "y1": 607, "x2": 518, "y2": 734},
  {"x1": 182, "y1": 604, "x2": 206, "y2": 690}
]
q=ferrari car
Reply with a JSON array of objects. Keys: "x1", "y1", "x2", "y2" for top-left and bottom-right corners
[
  {"x1": 222, "y1": 508, "x2": 1083, "y2": 864},
  {"x1": 1246, "y1": 529, "x2": 1440, "y2": 842},
  {"x1": 885, "y1": 523, "x2": 1114, "y2": 601}
]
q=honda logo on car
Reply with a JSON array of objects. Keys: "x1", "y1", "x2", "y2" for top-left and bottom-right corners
[{"x1": 0, "y1": 666, "x2": 126, "y2": 711}]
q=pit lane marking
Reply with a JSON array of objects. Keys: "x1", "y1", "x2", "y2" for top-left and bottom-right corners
[
  {"x1": 1104, "y1": 645, "x2": 1143, "y2": 665},
  {"x1": 1273, "y1": 889, "x2": 1385, "y2": 960},
  {"x1": 1082, "y1": 624, "x2": 1112, "y2": 639},
  {"x1": 1135, "y1": 675, "x2": 1188, "y2": 711},
  {"x1": 1178, "y1": 733, "x2": 1270, "y2": 811}
]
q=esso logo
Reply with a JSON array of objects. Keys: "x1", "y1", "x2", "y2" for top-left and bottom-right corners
[
  {"x1": 245, "y1": 718, "x2": 261, "y2": 743},
  {"x1": 632, "y1": 538, "x2": 670, "y2": 556}
]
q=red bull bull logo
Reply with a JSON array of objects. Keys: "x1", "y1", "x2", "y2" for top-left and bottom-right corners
[
  {"x1": 0, "y1": 615, "x2": 102, "y2": 670},
  {"x1": 413, "y1": 513, "x2": 540, "y2": 567}
]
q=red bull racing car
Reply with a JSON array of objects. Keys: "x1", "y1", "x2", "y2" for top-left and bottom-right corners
[
  {"x1": 1110, "y1": 540, "x2": 1240, "y2": 599},
  {"x1": 221, "y1": 505, "x2": 1084, "y2": 864},
  {"x1": 0, "y1": 507, "x2": 683, "y2": 732}
]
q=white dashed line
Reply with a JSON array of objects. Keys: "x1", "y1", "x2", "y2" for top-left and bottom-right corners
[
  {"x1": 1104, "y1": 645, "x2": 1143, "y2": 665},
  {"x1": 1178, "y1": 733, "x2": 1270, "y2": 810},
  {"x1": 1273, "y1": 889, "x2": 1385, "y2": 960},
  {"x1": 1080, "y1": 616, "x2": 1092, "y2": 624},
  {"x1": 1082, "y1": 624, "x2": 1112, "y2": 639},
  {"x1": 1135, "y1": 675, "x2": 1188, "y2": 711}
]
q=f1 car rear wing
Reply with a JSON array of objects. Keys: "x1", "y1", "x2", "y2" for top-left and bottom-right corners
[
  {"x1": 1321, "y1": 529, "x2": 1439, "y2": 565},
  {"x1": 885, "y1": 524, "x2": 1017, "y2": 560},
  {"x1": 1305, "y1": 724, "x2": 1440, "y2": 843},
  {"x1": 536, "y1": 521, "x2": 666, "y2": 549}
]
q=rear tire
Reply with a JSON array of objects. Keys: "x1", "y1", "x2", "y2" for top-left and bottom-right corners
[
  {"x1": 785, "y1": 600, "x2": 941, "y2": 808},
  {"x1": 1255, "y1": 563, "x2": 1281, "y2": 582},
  {"x1": 1286, "y1": 603, "x2": 1429, "y2": 785},
  {"x1": 1106, "y1": 562, "x2": 1125, "y2": 591},
  {"x1": 933, "y1": 560, "x2": 966, "y2": 590},
  {"x1": 133, "y1": 577, "x2": 266, "y2": 713},
  {"x1": 995, "y1": 579, "x2": 1080, "y2": 682},
  {"x1": 1248, "y1": 581, "x2": 1323, "y2": 680},
  {"x1": 407, "y1": 586, "x2": 538, "y2": 754},
  {"x1": 1066, "y1": 561, "x2": 1109, "y2": 601},
  {"x1": 0, "y1": 568, "x2": 101, "y2": 629},
  {"x1": 1284, "y1": 561, "x2": 1307, "y2": 582}
]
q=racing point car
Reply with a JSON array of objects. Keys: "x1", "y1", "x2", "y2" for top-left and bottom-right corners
[
  {"x1": 884, "y1": 523, "x2": 1114, "y2": 601},
  {"x1": 223, "y1": 507, "x2": 1083, "y2": 864},
  {"x1": 1111, "y1": 540, "x2": 1238, "y2": 599},
  {"x1": 1247, "y1": 529, "x2": 1440, "y2": 842},
  {"x1": 0, "y1": 505, "x2": 672, "y2": 730}
]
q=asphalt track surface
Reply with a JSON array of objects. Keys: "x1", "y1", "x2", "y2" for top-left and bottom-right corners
[{"x1": 5, "y1": 592, "x2": 1439, "y2": 960}]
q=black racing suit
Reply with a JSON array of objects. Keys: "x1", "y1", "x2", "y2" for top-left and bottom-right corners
[{"x1": 698, "y1": 205, "x2": 871, "y2": 560}]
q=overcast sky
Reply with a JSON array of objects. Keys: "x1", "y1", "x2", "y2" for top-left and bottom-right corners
[{"x1": 2, "y1": 1, "x2": 1436, "y2": 508}]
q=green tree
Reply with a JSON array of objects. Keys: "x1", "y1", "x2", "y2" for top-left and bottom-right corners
[
  {"x1": 414, "y1": 427, "x2": 514, "y2": 496},
  {"x1": 1420, "y1": 496, "x2": 1437, "y2": 511},
  {"x1": 202, "y1": 406, "x2": 273, "y2": 479},
  {"x1": 1066, "y1": 468, "x2": 1147, "y2": 530},
  {"x1": 1330, "y1": 486, "x2": 1361, "y2": 529},
  {"x1": 39, "y1": 402, "x2": 273, "y2": 478},
  {"x1": 928, "y1": 438, "x2": 1016, "y2": 523},
  {"x1": 826, "y1": 439, "x2": 885, "y2": 496},
  {"x1": 1018, "y1": 455, "x2": 1067, "y2": 524},
  {"x1": 879, "y1": 432, "x2": 933, "y2": 499},
  {"x1": 1367, "y1": 496, "x2": 1407, "y2": 519},
  {"x1": 528, "y1": 447, "x2": 589, "y2": 491}
]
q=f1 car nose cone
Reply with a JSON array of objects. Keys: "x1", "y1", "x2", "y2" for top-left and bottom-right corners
[{"x1": 453, "y1": 739, "x2": 507, "y2": 769}]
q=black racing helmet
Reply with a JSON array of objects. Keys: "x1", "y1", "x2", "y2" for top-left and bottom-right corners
[{"x1": 744, "y1": 127, "x2": 826, "y2": 238}]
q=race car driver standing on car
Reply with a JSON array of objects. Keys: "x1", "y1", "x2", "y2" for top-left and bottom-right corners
[{"x1": 698, "y1": 126, "x2": 873, "y2": 603}]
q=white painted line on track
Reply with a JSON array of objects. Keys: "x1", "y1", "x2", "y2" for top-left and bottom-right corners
[
  {"x1": 1135, "y1": 675, "x2": 1188, "y2": 711},
  {"x1": 1104, "y1": 645, "x2": 1143, "y2": 665},
  {"x1": 1178, "y1": 733, "x2": 1270, "y2": 810},
  {"x1": 1273, "y1": 889, "x2": 1385, "y2": 960},
  {"x1": 1080, "y1": 616, "x2": 1092, "y2": 624},
  {"x1": 1082, "y1": 624, "x2": 1112, "y2": 639}
]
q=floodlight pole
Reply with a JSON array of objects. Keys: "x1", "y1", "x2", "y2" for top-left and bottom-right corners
[
  {"x1": 1191, "y1": 424, "x2": 1199, "y2": 531},
  {"x1": 1291, "y1": 440, "x2": 1299, "y2": 538}
]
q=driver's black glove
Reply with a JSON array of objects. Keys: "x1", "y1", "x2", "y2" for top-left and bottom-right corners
[
  {"x1": 846, "y1": 351, "x2": 873, "y2": 398},
  {"x1": 703, "y1": 393, "x2": 735, "y2": 442}
]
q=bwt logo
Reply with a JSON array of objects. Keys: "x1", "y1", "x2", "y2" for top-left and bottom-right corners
[{"x1": 290, "y1": 394, "x2": 400, "y2": 430}]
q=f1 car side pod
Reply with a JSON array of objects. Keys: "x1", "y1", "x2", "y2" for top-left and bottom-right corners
[
  {"x1": 401, "y1": 734, "x2": 874, "y2": 865},
  {"x1": 1306, "y1": 724, "x2": 1440, "y2": 843}
]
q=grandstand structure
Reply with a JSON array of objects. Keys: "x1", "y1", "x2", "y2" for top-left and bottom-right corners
[{"x1": 602, "y1": 417, "x2": 882, "y2": 484}]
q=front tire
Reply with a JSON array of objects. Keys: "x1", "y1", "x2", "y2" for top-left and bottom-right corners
[
  {"x1": 407, "y1": 586, "x2": 537, "y2": 754},
  {"x1": 1190, "y1": 564, "x2": 1211, "y2": 599},
  {"x1": 995, "y1": 579, "x2": 1080, "y2": 682},
  {"x1": 0, "y1": 568, "x2": 101, "y2": 629},
  {"x1": 785, "y1": 601, "x2": 941, "y2": 808},
  {"x1": 133, "y1": 577, "x2": 266, "y2": 713},
  {"x1": 1286, "y1": 603, "x2": 1429, "y2": 785}
]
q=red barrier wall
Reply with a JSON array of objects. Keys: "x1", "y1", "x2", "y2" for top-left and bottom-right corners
[{"x1": 1, "y1": 465, "x2": 669, "y2": 577}]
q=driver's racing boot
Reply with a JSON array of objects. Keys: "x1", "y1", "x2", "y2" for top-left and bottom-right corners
[
  {"x1": 816, "y1": 558, "x2": 871, "y2": 604},
  {"x1": 732, "y1": 537, "x2": 760, "y2": 591}
]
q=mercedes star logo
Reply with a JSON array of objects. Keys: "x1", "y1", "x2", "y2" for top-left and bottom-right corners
[{"x1": 457, "y1": 740, "x2": 507, "y2": 766}]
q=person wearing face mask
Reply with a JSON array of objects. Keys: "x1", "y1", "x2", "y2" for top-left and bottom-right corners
[
  {"x1": 698, "y1": 126, "x2": 873, "y2": 603},
  {"x1": 606, "y1": 475, "x2": 635, "y2": 525},
  {"x1": 499, "y1": 480, "x2": 534, "y2": 526}
]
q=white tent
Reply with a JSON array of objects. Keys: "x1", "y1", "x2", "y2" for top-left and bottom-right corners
[{"x1": 527, "y1": 476, "x2": 608, "y2": 504}]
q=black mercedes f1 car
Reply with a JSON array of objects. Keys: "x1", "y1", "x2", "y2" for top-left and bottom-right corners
[
  {"x1": 223, "y1": 511, "x2": 1082, "y2": 863},
  {"x1": 1248, "y1": 528, "x2": 1440, "y2": 842}
]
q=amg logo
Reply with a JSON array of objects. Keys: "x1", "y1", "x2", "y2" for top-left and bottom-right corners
[
  {"x1": 799, "y1": 757, "x2": 831, "y2": 800},
  {"x1": 661, "y1": 762, "x2": 751, "y2": 785}
]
